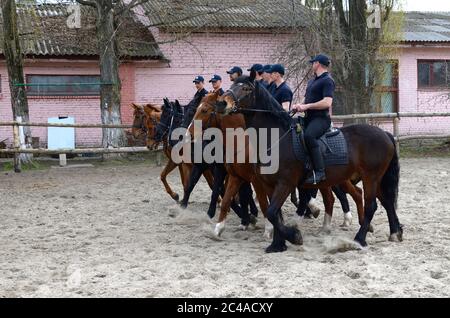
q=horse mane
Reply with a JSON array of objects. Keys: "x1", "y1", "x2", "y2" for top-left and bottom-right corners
[
  {"x1": 144, "y1": 103, "x2": 162, "y2": 113},
  {"x1": 234, "y1": 76, "x2": 291, "y2": 129}
]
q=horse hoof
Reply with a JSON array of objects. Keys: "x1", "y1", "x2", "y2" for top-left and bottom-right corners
[
  {"x1": 238, "y1": 224, "x2": 249, "y2": 231},
  {"x1": 389, "y1": 232, "x2": 403, "y2": 242},
  {"x1": 341, "y1": 213, "x2": 352, "y2": 227},
  {"x1": 287, "y1": 227, "x2": 303, "y2": 245},
  {"x1": 207, "y1": 209, "x2": 215, "y2": 219},
  {"x1": 368, "y1": 224, "x2": 375, "y2": 233},
  {"x1": 173, "y1": 194, "x2": 180, "y2": 202},
  {"x1": 265, "y1": 243, "x2": 288, "y2": 253},
  {"x1": 214, "y1": 222, "x2": 225, "y2": 237},
  {"x1": 354, "y1": 237, "x2": 367, "y2": 247},
  {"x1": 263, "y1": 229, "x2": 273, "y2": 240},
  {"x1": 249, "y1": 215, "x2": 257, "y2": 226},
  {"x1": 180, "y1": 201, "x2": 188, "y2": 209},
  {"x1": 308, "y1": 199, "x2": 321, "y2": 218}
]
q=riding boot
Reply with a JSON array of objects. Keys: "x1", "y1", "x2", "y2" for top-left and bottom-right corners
[{"x1": 305, "y1": 147, "x2": 326, "y2": 184}]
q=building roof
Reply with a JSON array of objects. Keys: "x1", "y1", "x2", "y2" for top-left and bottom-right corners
[
  {"x1": 0, "y1": 3, "x2": 165, "y2": 59},
  {"x1": 403, "y1": 12, "x2": 450, "y2": 43},
  {"x1": 141, "y1": 0, "x2": 309, "y2": 31}
]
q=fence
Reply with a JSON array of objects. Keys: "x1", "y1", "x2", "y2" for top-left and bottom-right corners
[{"x1": 1, "y1": 112, "x2": 450, "y2": 169}]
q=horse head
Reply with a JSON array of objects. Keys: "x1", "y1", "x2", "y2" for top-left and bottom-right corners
[
  {"x1": 216, "y1": 70, "x2": 256, "y2": 115},
  {"x1": 189, "y1": 92, "x2": 220, "y2": 142}
]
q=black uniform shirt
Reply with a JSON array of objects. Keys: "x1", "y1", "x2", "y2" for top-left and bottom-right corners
[{"x1": 304, "y1": 72, "x2": 335, "y2": 118}]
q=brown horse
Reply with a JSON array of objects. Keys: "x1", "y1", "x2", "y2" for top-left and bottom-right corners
[
  {"x1": 188, "y1": 92, "x2": 273, "y2": 237},
  {"x1": 216, "y1": 73, "x2": 402, "y2": 253},
  {"x1": 189, "y1": 93, "x2": 365, "y2": 238},
  {"x1": 131, "y1": 103, "x2": 162, "y2": 149},
  {"x1": 131, "y1": 102, "x2": 214, "y2": 202}
]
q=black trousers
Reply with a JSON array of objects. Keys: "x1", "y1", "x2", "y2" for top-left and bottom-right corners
[{"x1": 304, "y1": 116, "x2": 331, "y2": 150}]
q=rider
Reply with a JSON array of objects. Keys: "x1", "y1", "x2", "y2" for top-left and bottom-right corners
[
  {"x1": 267, "y1": 63, "x2": 293, "y2": 112},
  {"x1": 226, "y1": 66, "x2": 243, "y2": 82},
  {"x1": 191, "y1": 75, "x2": 208, "y2": 103},
  {"x1": 247, "y1": 63, "x2": 264, "y2": 82},
  {"x1": 291, "y1": 54, "x2": 334, "y2": 184},
  {"x1": 209, "y1": 74, "x2": 225, "y2": 96},
  {"x1": 261, "y1": 64, "x2": 273, "y2": 89}
]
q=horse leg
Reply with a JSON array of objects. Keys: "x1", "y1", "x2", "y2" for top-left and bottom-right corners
[
  {"x1": 377, "y1": 186, "x2": 403, "y2": 242},
  {"x1": 251, "y1": 180, "x2": 272, "y2": 239},
  {"x1": 340, "y1": 181, "x2": 368, "y2": 230},
  {"x1": 214, "y1": 175, "x2": 243, "y2": 237},
  {"x1": 306, "y1": 188, "x2": 321, "y2": 218},
  {"x1": 290, "y1": 189, "x2": 299, "y2": 208},
  {"x1": 354, "y1": 178, "x2": 379, "y2": 247},
  {"x1": 180, "y1": 163, "x2": 206, "y2": 209},
  {"x1": 160, "y1": 159, "x2": 180, "y2": 202},
  {"x1": 332, "y1": 185, "x2": 351, "y2": 227},
  {"x1": 248, "y1": 186, "x2": 259, "y2": 217},
  {"x1": 208, "y1": 165, "x2": 234, "y2": 220},
  {"x1": 202, "y1": 168, "x2": 215, "y2": 190},
  {"x1": 319, "y1": 187, "x2": 335, "y2": 233},
  {"x1": 237, "y1": 182, "x2": 256, "y2": 229},
  {"x1": 265, "y1": 184, "x2": 303, "y2": 253}
]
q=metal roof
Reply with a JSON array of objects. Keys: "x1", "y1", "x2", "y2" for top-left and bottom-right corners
[
  {"x1": 141, "y1": 0, "x2": 309, "y2": 30},
  {"x1": 0, "y1": 3, "x2": 165, "y2": 59},
  {"x1": 403, "y1": 12, "x2": 450, "y2": 43}
]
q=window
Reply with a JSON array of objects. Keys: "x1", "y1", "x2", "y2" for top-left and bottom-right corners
[
  {"x1": 418, "y1": 60, "x2": 450, "y2": 88},
  {"x1": 26, "y1": 75, "x2": 101, "y2": 96},
  {"x1": 372, "y1": 61, "x2": 399, "y2": 113},
  {"x1": 333, "y1": 60, "x2": 399, "y2": 114}
]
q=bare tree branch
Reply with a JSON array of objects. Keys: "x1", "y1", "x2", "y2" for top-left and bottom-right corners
[{"x1": 76, "y1": 0, "x2": 97, "y2": 8}]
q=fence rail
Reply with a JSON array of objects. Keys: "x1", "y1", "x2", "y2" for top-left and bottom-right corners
[{"x1": 1, "y1": 112, "x2": 450, "y2": 159}]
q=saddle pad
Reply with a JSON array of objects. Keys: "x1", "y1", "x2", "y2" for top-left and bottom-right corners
[{"x1": 292, "y1": 127, "x2": 349, "y2": 166}]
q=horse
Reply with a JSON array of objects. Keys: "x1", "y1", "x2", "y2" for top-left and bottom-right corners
[
  {"x1": 131, "y1": 103, "x2": 162, "y2": 149},
  {"x1": 216, "y1": 72, "x2": 402, "y2": 253},
  {"x1": 188, "y1": 92, "x2": 275, "y2": 238},
  {"x1": 178, "y1": 93, "x2": 259, "y2": 228},
  {"x1": 191, "y1": 92, "x2": 365, "y2": 237},
  {"x1": 132, "y1": 100, "x2": 215, "y2": 202}
]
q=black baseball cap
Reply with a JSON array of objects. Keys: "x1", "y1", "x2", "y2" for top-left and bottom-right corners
[
  {"x1": 247, "y1": 64, "x2": 264, "y2": 72},
  {"x1": 268, "y1": 64, "x2": 285, "y2": 75},
  {"x1": 309, "y1": 54, "x2": 331, "y2": 67},
  {"x1": 209, "y1": 74, "x2": 222, "y2": 82},
  {"x1": 226, "y1": 66, "x2": 243, "y2": 75},
  {"x1": 193, "y1": 75, "x2": 205, "y2": 83},
  {"x1": 262, "y1": 64, "x2": 272, "y2": 73}
]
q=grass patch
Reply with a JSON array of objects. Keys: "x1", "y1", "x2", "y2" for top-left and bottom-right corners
[
  {"x1": 400, "y1": 140, "x2": 450, "y2": 158},
  {"x1": 1, "y1": 160, "x2": 47, "y2": 172}
]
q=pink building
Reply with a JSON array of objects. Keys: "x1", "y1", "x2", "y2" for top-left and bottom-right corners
[{"x1": 1, "y1": 3, "x2": 449, "y2": 147}]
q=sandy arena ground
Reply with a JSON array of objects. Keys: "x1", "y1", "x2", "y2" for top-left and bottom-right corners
[{"x1": 0, "y1": 157, "x2": 449, "y2": 297}]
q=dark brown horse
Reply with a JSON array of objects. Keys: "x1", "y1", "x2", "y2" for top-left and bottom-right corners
[
  {"x1": 189, "y1": 93, "x2": 366, "y2": 238},
  {"x1": 216, "y1": 73, "x2": 402, "y2": 253}
]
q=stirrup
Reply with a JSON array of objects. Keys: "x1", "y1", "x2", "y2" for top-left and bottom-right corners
[{"x1": 305, "y1": 170, "x2": 326, "y2": 185}]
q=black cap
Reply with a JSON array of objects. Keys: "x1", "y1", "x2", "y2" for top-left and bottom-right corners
[
  {"x1": 193, "y1": 75, "x2": 205, "y2": 83},
  {"x1": 209, "y1": 74, "x2": 222, "y2": 82},
  {"x1": 262, "y1": 64, "x2": 272, "y2": 73},
  {"x1": 309, "y1": 54, "x2": 331, "y2": 67},
  {"x1": 247, "y1": 64, "x2": 264, "y2": 72},
  {"x1": 226, "y1": 66, "x2": 243, "y2": 75},
  {"x1": 268, "y1": 64, "x2": 285, "y2": 75}
]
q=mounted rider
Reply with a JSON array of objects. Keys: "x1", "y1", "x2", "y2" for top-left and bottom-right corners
[{"x1": 292, "y1": 54, "x2": 335, "y2": 184}]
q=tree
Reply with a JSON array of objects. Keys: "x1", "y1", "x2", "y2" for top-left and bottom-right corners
[
  {"x1": 279, "y1": 0, "x2": 403, "y2": 116},
  {"x1": 1, "y1": 0, "x2": 32, "y2": 171}
]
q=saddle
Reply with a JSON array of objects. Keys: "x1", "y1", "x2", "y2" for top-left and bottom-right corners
[{"x1": 292, "y1": 117, "x2": 349, "y2": 168}]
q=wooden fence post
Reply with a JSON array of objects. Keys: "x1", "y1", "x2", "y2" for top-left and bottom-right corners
[
  {"x1": 13, "y1": 121, "x2": 21, "y2": 172},
  {"x1": 393, "y1": 117, "x2": 400, "y2": 157}
]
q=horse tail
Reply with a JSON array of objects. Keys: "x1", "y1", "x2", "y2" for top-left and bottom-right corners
[{"x1": 381, "y1": 132, "x2": 400, "y2": 209}]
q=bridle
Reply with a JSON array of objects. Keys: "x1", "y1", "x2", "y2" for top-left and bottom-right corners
[
  {"x1": 220, "y1": 81, "x2": 296, "y2": 116},
  {"x1": 155, "y1": 105, "x2": 183, "y2": 143}
]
